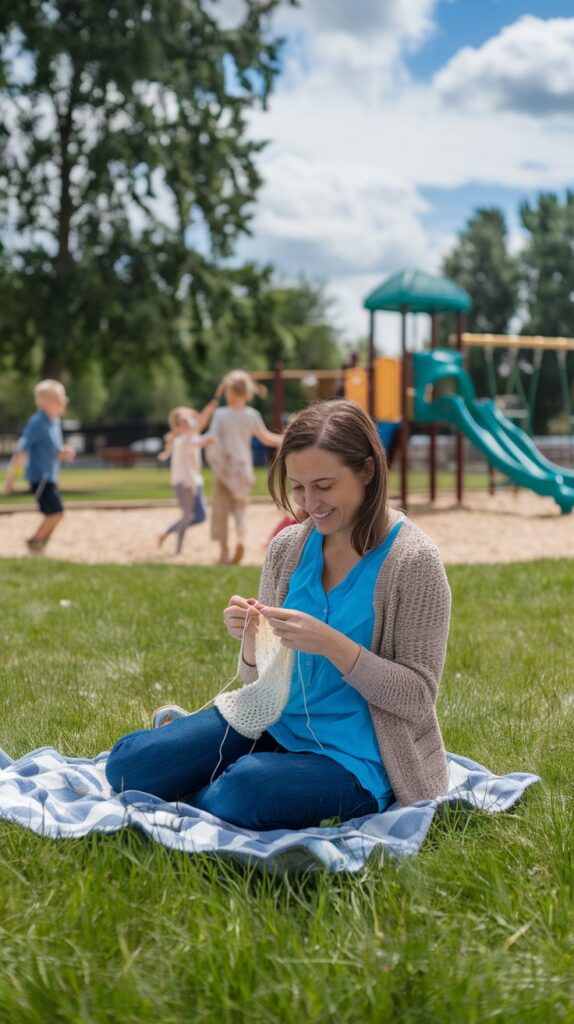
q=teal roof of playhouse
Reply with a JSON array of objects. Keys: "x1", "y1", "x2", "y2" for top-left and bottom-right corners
[{"x1": 364, "y1": 269, "x2": 472, "y2": 314}]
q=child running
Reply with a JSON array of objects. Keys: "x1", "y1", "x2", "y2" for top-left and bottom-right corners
[
  {"x1": 157, "y1": 401, "x2": 217, "y2": 555},
  {"x1": 207, "y1": 370, "x2": 282, "y2": 565},
  {"x1": 3, "y1": 379, "x2": 75, "y2": 553}
]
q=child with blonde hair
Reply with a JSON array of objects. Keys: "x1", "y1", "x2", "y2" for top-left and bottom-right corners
[
  {"x1": 157, "y1": 400, "x2": 217, "y2": 554},
  {"x1": 207, "y1": 370, "x2": 282, "y2": 564},
  {"x1": 3, "y1": 379, "x2": 75, "y2": 553}
]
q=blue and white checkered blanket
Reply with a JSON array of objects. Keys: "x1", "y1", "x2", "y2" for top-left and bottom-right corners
[{"x1": 0, "y1": 746, "x2": 539, "y2": 874}]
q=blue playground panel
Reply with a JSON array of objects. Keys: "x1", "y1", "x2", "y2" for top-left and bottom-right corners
[
  {"x1": 252, "y1": 436, "x2": 268, "y2": 467},
  {"x1": 377, "y1": 421, "x2": 400, "y2": 452}
]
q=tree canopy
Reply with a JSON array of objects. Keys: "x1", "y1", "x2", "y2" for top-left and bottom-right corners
[
  {"x1": 0, "y1": 0, "x2": 294, "y2": 380},
  {"x1": 520, "y1": 191, "x2": 574, "y2": 338},
  {"x1": 0, "y1": 276, "x2": 344, "y2": 425},
  {"x1": 442, "y1": 208, "x2": 518, "y2": 336},
  {"x1": 519, "y1": 191, "x2": 574, "y2": 432},
  {"x1": 441, "y1": 208, "x2": 518, "y2": 398},
  {"x1": 441, "y1": 196, "x2": 574, "y2": 430}
]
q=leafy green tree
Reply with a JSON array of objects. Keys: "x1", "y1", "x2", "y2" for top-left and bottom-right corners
[
  {"x1": 443, "y1": 208, "x2": 518, "y2": 335},
  {"x1": 264, "y1": 281, "x2": 344, "y2": 413},
  {"x1": 149, "y1": 354, "x2": 190, "y2": 420},
  {"x1": 442, "y1": 208, "x2": 519, "y2": 397},
  {"x1": 103, "y1": 365, "x2": 155, "y2": 422},
  {"x1": 520, "y1": 191, "x2": 574, "y2": 433},
  {"x1": 270, "y1": 281, "x2": 343, "y2": 371},
  {"x1": 0, "y1": 276, "x2": 343, "y2": 425},
  {"x1": 67, "y1": 360, "x2": 108, "y2": 422},
  {"x1": 520, "y1": 192, "x2": 574, "y2": 337},
  {"x1": 0, "y1": 0, "x2": 294, "y2": 381},
  {"x1": 0, "y1": 360, "x2": 38, "y2": 425},
  {"x1": 196, "y1": 277, "x2": 344, "y2": 416}
]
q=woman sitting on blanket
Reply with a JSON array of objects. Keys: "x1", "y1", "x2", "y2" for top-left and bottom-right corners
[{"x1": 106, "y1": 400, "x2": 451, "y2": 830}]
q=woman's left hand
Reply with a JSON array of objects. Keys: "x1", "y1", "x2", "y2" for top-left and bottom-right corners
[
  {"x1": 260, "y1": 606, "x2": 331, "y2": 655},
  {"x1": 260, "y1": 606, "x2": 361, "y2": 676}
]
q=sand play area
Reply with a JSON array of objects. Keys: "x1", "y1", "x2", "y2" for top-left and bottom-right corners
[{"x1": 1, "y1": 489, "x2": 573, "y2": 566}]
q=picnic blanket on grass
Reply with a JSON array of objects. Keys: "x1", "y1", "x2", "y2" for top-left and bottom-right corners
[{"x1": 0, "y1": 746, "x2": 539, "y2": 874}]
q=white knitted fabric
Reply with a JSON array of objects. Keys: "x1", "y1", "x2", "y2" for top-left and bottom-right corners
[{"x1": 215, "y1": 617, "x2": 294, "y2": 740}]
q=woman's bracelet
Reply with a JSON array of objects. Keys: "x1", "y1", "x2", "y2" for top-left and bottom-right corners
[{"x1": 241, "y1": 652, "x2": 256, "y2": 668}]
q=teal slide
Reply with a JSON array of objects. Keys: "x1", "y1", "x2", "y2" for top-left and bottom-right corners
[{"x1": 413, "y1": 349, "x2": 574, "y2": 514}]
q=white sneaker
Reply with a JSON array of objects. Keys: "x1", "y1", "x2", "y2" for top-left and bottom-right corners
[{"x1": 151, "y1": 704, "x2": 190, "y2": 729}]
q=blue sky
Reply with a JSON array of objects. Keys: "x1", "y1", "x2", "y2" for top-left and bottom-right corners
[
  {"x1": 406, "y1": 0, "x2": 574, "y2": 78},
  {"x1": 419, "y1": 183, "x2": 529, "y2": 236},
  {"x1": 408, "y1": 0, "x2": 574, "y2": 261},
  {"x1": 213, "y1": 1, "x2": 574, "y2": 340}
]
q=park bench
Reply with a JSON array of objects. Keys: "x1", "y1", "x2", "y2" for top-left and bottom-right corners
[{"x1": 102, "y1": 446, "x2": 140, "y2": 468}]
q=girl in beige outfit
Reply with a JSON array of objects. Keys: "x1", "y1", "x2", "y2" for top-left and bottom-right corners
[{"x1": 208, "y1": 370, "x2": 282, "y2": 564}]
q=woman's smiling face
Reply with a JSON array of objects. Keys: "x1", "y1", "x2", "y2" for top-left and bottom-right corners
[{"x1": 285, "y1": 447, "x2": 372, "y2": 538}]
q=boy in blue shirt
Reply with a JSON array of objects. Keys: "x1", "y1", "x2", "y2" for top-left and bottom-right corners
[{"x1": 3, "y1": 379, "x2": 75, "y2": 553}]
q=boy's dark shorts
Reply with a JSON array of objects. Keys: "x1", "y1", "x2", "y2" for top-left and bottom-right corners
[{"x1": 30, "y1": 481, "x2": 64, "y2": 516}]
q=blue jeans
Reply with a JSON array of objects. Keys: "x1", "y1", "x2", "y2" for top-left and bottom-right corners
[
  {"x1": 105, "y1": 707, "x2": 379, "y2": 830},
  {"x1": 165, "y1": 485, "x2": 207, "y2": 553}
]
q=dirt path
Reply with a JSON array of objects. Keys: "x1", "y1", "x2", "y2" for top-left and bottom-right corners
[{"x1": 1, "y1": 489, "x2": 572, "y2": 566}]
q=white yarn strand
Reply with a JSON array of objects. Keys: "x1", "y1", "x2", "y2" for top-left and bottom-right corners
[
  {"x1": 297, "y1": 652, "x2": 324, "y2": 751},
  {"x1": 190, "y1": 608, "x2": 255, "y2": 717},
  {"x1": 209, "y1": 722, "x2": 231, "y2": 784}
]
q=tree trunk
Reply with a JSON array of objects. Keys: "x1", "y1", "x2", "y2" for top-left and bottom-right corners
[{"x1": 42, "y1": 93, "x2": 76, "y2": 381}]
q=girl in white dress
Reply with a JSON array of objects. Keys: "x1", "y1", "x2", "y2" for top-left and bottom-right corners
[{"x1": 158, "y1": 403, "x2": 216, "y2": 554}]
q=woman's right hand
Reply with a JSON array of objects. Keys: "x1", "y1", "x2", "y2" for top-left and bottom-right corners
[{"x1": 223, "y1": 595, "x2": 262, "y2": 641}]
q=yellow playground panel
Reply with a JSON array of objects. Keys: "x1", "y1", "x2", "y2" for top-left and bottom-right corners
[{"x1": 344, "y1": 358, "x2": 401, "y2": 421}]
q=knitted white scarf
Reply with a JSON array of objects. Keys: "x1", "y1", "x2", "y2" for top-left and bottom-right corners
[{"x1": 215, "y1": 616, "x2": 294, "y2": 740}]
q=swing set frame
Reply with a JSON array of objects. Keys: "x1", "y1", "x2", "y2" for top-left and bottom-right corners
[
  {"x1": 462, "y1": 332, "x2": 574, "y2": 497},
  {"x1": 462, "y1": 332, "x2": 574, "y2": 438}
]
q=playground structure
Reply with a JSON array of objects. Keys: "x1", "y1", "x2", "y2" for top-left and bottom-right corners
[
  {"x1": 363, "y1": 269, "x2": 574, "y2": 513},
  {"x1": 251, "y1": 268, "x2": 574, "y2": 513},
  {"x1": 251, "y1": 269, "x2": 466, "y2": 483},
  {"x1": 364, "y1": 269, "x2": 471, "y2": 509},
  {"x1": 414, "y1": 348, "x2": 574, "y2": 514}
]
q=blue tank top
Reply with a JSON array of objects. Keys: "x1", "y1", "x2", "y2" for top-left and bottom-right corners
[{"x1": 268, "y1": 521, "x2": 402, "y2": 810}]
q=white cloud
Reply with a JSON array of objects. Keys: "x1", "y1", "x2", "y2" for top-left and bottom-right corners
[
  {"x1": 209, "y1": 0, "x2": 437, "y2": 100},
  {"x1": 208, "y1": 0, "x2": 435, "y2": 41},
  {"x1": 248, "y1": 151, "x2": 430, "y2": 276},
  {"x1": 272, "y1": 0, "x2": 437, "y2": 102},
  {"x1": 282, "y1": 0, "x2": 434, "y2": 37},
  {"x1": 239, "y1": 151, "x2": 433, "y2": 340},
  {"x1": 204, "y1": 0, "x2": 246, "y2": 29},
  {"x1": 434, "y1": 16, "x2": 574, "y2": 116}
]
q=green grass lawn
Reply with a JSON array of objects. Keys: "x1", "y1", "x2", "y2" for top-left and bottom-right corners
[
  {"x1": 0, "y1": 559, "x2": 572, "y2": 1022},
  {"x1": 0, "y1": 464, "x2": 492, "y2": 506}
]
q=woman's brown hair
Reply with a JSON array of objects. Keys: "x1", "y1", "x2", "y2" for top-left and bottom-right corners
[{"x1": 268, "y1": 399, "x2": 389, "y2": 555}]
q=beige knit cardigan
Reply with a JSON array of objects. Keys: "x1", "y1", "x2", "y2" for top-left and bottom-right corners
[{"x1": 239, "y1": 514, "x2": 451, "y2": 806}]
